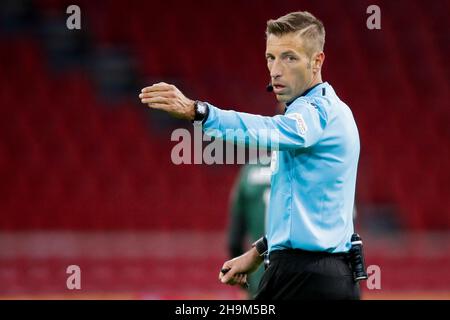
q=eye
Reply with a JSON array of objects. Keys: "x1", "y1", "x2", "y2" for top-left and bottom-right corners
[
  {"x1": 286, "y1": 55, "x2": 298, "y2": 62},
  {"x1": 266, "y1": 56, "x2": 274, "y2": 62}
]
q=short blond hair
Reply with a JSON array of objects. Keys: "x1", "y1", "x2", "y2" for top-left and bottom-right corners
[{"x1": 266, "y1": 11, "x2": 325, "y2": 56}]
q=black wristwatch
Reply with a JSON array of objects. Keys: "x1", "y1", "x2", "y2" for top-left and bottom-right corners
[
  {"x1": 252, "y1": 236, "x2": 268, "y2": 256},
  {"x1": 192, "y1": 100, "x2": 209, "y2": 124}
]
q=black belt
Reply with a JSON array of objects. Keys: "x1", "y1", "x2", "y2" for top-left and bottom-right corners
[
  {"x1": 264, "y1": 248, "x2": 349, "y2": 269},
  {"x1": 271, "y1": 248, "x2": 349, "y2": 258}
]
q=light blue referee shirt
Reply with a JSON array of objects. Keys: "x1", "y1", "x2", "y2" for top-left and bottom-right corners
[{"x1": 202, "y1": 82, "x2": 360, "y2": 253}]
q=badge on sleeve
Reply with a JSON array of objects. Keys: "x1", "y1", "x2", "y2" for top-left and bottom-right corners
[{"x1": 286, "y1": 113, "x2": 308, "y2": 135}]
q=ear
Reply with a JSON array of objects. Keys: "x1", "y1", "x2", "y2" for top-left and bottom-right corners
[{"x1": 312, "y1": 52, "x2": 325, "y2": 73}]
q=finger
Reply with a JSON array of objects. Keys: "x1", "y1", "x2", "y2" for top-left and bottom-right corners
[
  {"x1": 228, "y1": 274, "x2": 241, "y2": 286},
  {"x1": 239, "y1": 274, "x2": 248, "y2": 286},
  {"x1": 141, "y1": 97, "x2": 171, "y2": 104},
  {"x1": 146, "y1": 103, "x2": 170, "y2": 111},
  {"x1": 139, "y1": 91, "x2": 175, "y2": 99},
  {"x1": 234, "y1": 274, "x2": 243, "y2": 285},
  {"x1": 234, "y1": 274, "x2": 246, "y2": 286},
  {"x1": 221, "y1": 267, "x2": 238, "y2": 284},
  {"x1": 141, "y1": 83, "x2": 174, "y2": 93},
  {"x1": 239, "y1": 274, "x2": 247, "y2": 285},
  {"x1": 218, "y1": 266, "x2": 231, "y2": 281}
]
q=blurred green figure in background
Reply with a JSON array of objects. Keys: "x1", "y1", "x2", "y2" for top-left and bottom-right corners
[{"x1": 228, "y1": 157, "x2": 271, "y2": 299}]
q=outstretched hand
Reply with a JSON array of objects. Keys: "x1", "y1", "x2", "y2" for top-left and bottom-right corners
[{"x1": 139, "y1": 82, "x2": 195, "y2": 120}]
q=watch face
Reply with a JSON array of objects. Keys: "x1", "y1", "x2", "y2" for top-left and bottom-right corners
[
  {"x1": 194, "y1": 101, "x2": 208, "y2": 123},
  {"x1": 197, "y1": 102, "x2": 206, "y2": 113}
]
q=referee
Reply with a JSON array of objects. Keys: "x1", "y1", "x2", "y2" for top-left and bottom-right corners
[{"x1": 139, "y1": 11, "x2": 361, "y2": 299}]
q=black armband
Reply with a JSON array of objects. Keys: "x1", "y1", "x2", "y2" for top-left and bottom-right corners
[{"x1": 252, "y1": 236, "x2": 268, "y2": 256}]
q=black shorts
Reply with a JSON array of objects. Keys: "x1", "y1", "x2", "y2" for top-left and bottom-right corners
[{"x1": 254, "y1": 249, "x2": 360, "y2": 300}]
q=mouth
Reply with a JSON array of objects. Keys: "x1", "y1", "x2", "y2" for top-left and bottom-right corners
[{"x1": 272, "y1": 84, "x2": 286, "y2": 93}]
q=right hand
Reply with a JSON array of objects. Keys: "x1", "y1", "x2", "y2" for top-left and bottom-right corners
[{"x1": 218, "y1": 247, "x2": 263, "y2": 286}]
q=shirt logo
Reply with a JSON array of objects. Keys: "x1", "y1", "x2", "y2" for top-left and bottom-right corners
[{"x1": 286, "y1": 113, "x2": 308, "y2": 135}]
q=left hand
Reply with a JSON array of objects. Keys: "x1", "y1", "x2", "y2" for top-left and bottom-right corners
[
  {"x1": 139, "y1": 82, "x2": 195, "y2": 120},
  {"x1": 218, "y1": 247, "x2": 263, "y2": 286}
]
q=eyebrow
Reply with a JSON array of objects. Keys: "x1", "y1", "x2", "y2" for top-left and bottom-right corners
[
  {"x1": 281, "y1": 50, "x2": 298, "y2": 56},
  {"x1": 266, "y1": 50, "x2": 299, "y2": 57}
]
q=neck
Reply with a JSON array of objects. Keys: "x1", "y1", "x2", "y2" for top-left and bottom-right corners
[
  {"x1": 286, "y1": 74, "x2": 324, "y2": 107},
  {"x1": 309, "y1": 72, "x2": 323, "y2": 89}
]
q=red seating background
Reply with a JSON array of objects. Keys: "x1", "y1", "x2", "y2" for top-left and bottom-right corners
[{"x1": 1, "y1": 0, "x2": 449, "y2": 231}]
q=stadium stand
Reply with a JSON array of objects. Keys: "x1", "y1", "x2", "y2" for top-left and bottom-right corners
[{"x1": 0, "y1": 0, "x2": 449, "y2": 298}]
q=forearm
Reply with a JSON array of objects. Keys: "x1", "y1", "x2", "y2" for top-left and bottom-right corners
[
  {"x1": 233, "y1": 244, "x2": 264, "y2": 274},
  {"x1": 247, "y1": 236, "x2": 267, "y2": 271},
  {"x1": 203, "y1": 104, "x2": 306, "y2": 150}
]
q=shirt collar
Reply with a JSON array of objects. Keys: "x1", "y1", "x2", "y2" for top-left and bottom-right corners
[{"x1": 285, "y1": 82, "x2": 324, "y2": 108}]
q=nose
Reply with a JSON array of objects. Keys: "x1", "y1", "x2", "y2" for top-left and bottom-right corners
[{"x1": 270, "y1": 59, "x2": 283, "y2": 80}]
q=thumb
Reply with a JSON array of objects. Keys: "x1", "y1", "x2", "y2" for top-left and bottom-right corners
[
  {"x1": 218, "y1": 262, "x2": 231, "y2": 281},
  {"x1": 220, "y1": 266, "x2": 238, "y2": 284}
]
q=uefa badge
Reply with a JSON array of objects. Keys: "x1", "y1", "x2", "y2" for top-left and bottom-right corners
[{"x1": 286, "y1": 113, "x2": 308, "y2": 135}]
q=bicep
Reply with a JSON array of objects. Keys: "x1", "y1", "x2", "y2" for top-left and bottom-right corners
[{"x1": 280, "y1": 102, "x2": 326, "y2": 148}]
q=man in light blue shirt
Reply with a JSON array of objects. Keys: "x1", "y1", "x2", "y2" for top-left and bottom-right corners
[
  {"x1": 139, "y1": 11, "x2": 361, "y2": 299},
  {"x1": 204, "y1": 81, "x2": 359, "y2": 254}
]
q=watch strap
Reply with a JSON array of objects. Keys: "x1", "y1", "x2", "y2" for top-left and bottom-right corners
[{"x1": 252, "y1": 236, "x2": 268, "y2": 256}]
